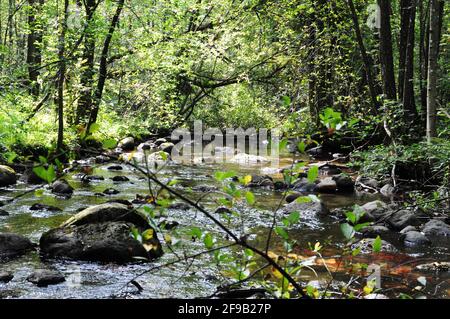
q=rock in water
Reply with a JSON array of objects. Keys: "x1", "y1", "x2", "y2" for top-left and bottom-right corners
[
  {"x1": 403, "y1": 231, "x2": 431, "y2": 247},
  {"x1": 118, "y1": 137, "x2": 135, "y2": 152},
  {"x1": 40, "y1": 203, "x2": 163, "y2": 263},
  {"x1": 27, "y1": 270, "x2": 65, "y2": 287},
  {"x1": 387, "y1": 210, "x2": 421, "y2": 231},
  {"x1": 0, "y1": 271, "x2": 13, "y2": 283},
  {"x1": 0, "y1": 233, "x2": 34, "y2": 260},
  {"x1": 332, "y1": 174, "x2": 355, "y2": 192},
  {"x1": 51, "y1": 180, "x2": 74, "y2": 196},
  {"x1": 421, "y1": 220, "x2": 450, "y2": 237},
  {"x1": 0, "y1": 209, "x2": 9, "y2": 216},
  {"x1": 0, "y1": 165, "x2": 17, "y2": 187},
  {"x1": 316, "y1": 177, "x2": 337, "y2": 193}
]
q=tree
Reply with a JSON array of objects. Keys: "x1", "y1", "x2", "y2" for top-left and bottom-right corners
[
  {"x1": 57, "y1": 0, "x2": 69, "y2": 152},
  {"x1": 426, "y1": 0, "x2": 444, "y2": 141},
  {"x1": 378, "y1": 0, "x2": 397, "y2": 100},
  {"x1": 26, "y1": 0, "x2": 44, "y2": 96}
]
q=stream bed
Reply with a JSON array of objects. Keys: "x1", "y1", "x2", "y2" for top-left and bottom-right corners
[{"x1": 1, "y1": 155, "x2": 449, "y2": 299}]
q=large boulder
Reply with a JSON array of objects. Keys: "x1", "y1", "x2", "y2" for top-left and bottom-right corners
[
  {"x1": 0, "y1": 165, "x2": 17, "y2": 187},
  {"x1": 421, "y1": 220, "x2": 450, "y2": 237},
  {"x1": 0, "y1": 233, "x2": 34, "y2": 260},
  {"x1": 40, "y1": 203, "x2": 162, "y2": 263}
]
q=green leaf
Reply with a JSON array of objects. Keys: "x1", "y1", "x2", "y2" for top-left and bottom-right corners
[
  {"x1": 203, "y1": 233, "x2": 214, "y2": 249},
  {"x1": 297, "y1": 141, "x2": 306, "y2": 153},
  {"x1": 245, "y1": 191, "x2": 255, "y2": 205},
  {"x1": 190, "y1": 227, "x2": 202, "y2": 239},
  {"x1": 89, "y1": 123, "x2": 101, "y2": 133},
  {"x1": 295, "y1": 196, "x2": 312, "y2": 204},
  {"x1": 340, "y1": 223, "x2": 355, "y2": 240},
  {"x1": 307, "y1": 166, "x2": 319, "y2": 183},
  {"x1": 275, "y1": 226, "x2": 289, "y2": 240},
  {"x1": 102, "y1": 139, "x2": 117, "y2": 149},
  {"x1": 287, "y1": 211, "x2": 300, "y2": 225},
  {"x1": 279, "y1": 139, "x2": 288, "y2": 152},
  {"x1": 373, "y1": 236, "x2": 382, "y2": 253}
]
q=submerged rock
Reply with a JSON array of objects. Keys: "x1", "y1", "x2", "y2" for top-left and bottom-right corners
[
  {"x1": 0, "y1": 165, "x2": 17, "y2": 187},
  {"x1": 229, "y1": 153, "x2": 270, "y2": 164},
  {"x1": 281, "y1": 200, "x2": 329, "y2": 218},
  {"x1": 27, "y1": 270, "x2": 65, "y2": 287},
  {"x1": 0, "y1": 233, "x2": 34, "y2": 260},
  {"x1": 40, "y1": 203, "x2": 162, "y2": 263},
  {"x1": 103, "y1": 188, "x2": 120, "y2": 195},
  {"x1": 361, "y1": 226, "x2": 391, "y2": 238}
]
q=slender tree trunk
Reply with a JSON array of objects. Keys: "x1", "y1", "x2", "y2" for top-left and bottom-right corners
[
  {"x1": 378, "y1": 0, "x2": 397, "y2": 100},
  {"x1": 26, "y1": 0, "x2": 44, "y2": 96},
  {"x1": 398, "y1": 0, "x2": 412, "y2": 100},
  {"x1": 57, "y1": 0, "x2": 69, "y2": 151},
  {"x1": 86, "y1": 0, "x2": 125, "y2": 133},
  {"x1": 402, "y1": 0, "x2": 417, "y2": 119},
  {"x1": 76, "y1": 0, "x2": 96, "y2": 125},
  {"x1": 347, "y1": 0, "x2": 380, "y2": 113},
  {"x1": 426, "y1": 0, "x2": 443, "y2": 141}
]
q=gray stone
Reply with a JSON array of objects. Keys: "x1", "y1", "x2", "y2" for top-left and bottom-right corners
[
  {"x1": 0, "y1": 209, "x2": 9, "y2": 216},
  {"x1": 282, "y1": 200, "x2": 329, "y2": 218},
  {"x1": 364, "y1": 294, "x2": 389, "y2": 300},
  {"x1": 400, "y1": 226, "x2": 418, "y2": 234},
  {"x1": 403, "y1": 231, "x2": 431, "y2": 247},
  {"x1": 27, "y1": 270, "x2": 65, "y2": 287},
  {"x1": 51, "y1": 180, "x2": 74, "y2": 196},
  {"x1": 316, "y1": 177, "x2": 337, "y2": 193},
  {"x1": 421, "y1": 220, "x2": 450, "y2": 237},
  {"x1": 332, "y1": 174, "x2": 355, "y2": 192},
  {"x1": 0, "y1": 165, "x2": 17, "y2": 187},
  {"x1": 40, "y1": 204, "x2": 162, "y2": 263},
  {"x1": 387, "y1": 210, "x2": 421, "y2": 231},
  {"x1": 380, "y1": 184, "x2": 395, "y2": 197},
  {"x1": 118, "y1": 137, "x2": 135, "y2": 152},
  {"x1": 361, "y1": 226, "x2": 391, "y2": 238},
  {"x1": 0, "y1": 233, "x2": 34, "y2": 260}
]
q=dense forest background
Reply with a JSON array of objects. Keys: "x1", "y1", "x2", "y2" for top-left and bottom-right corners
[{"x1": 0, "y1": 0, "x2": 448, "y2": 154}]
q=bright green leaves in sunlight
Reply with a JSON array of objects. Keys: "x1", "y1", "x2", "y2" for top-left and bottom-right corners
[
  {"x1": 33, "y1": 165, "x2": 56, "y2": 184},
  {"x1": 214, "y1": 171, "x2": 237, "y2": 182},
  {"x1": 102, "y1": 138, "x2": 118, "y2": 149},
  {"x1": 307, "y1": 166, "x2": 319, "y2": 183}
]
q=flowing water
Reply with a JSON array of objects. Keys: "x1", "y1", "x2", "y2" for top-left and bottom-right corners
[{"x1": 0, "y1": 155, "x2": 449, "y2": 299}]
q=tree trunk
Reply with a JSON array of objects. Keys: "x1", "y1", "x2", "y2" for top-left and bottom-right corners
[
  {"x1": 347, "y1": 0, "x2": 380, "y2": 113},
  {"x1": 86, "y1": 0, "x2": 125, "y2": 133},
  {"x1": 378, "y1": 0, "x2": 397, "y2": 100},
  {"x1": 75, "y1": 0, "x2": 96, "y2": 125},
  {"x1": 402, "y1": 0, "x2": 418, "y2": 120},
  {"x1": 26, "y1": 0, "x2": 44, "y2": 96},
  {"x1": 57, "y1": 0, "x2": 69, "y2": 151},
  {"x1": 398, "y1": 0, "x2": 412, "y2": 100},
  {"x1": 426, "y1": 0, "x2": 443, "y2": 141}
]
